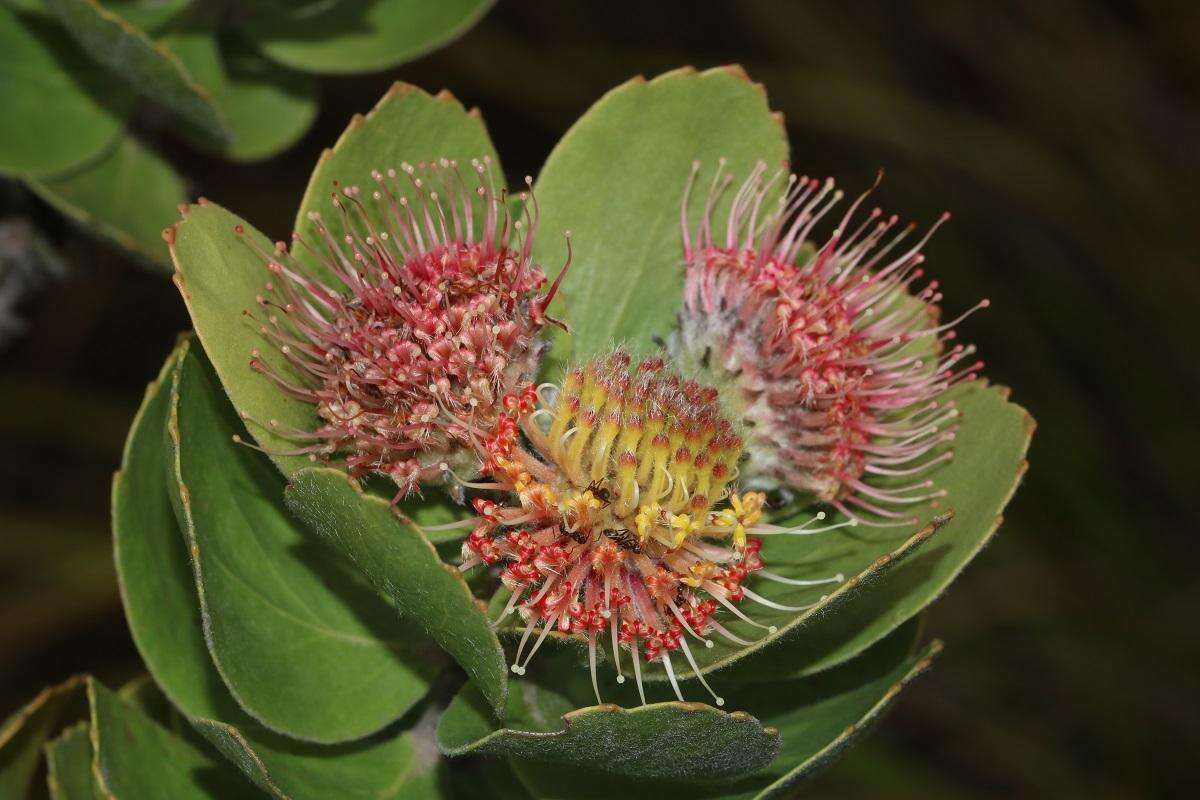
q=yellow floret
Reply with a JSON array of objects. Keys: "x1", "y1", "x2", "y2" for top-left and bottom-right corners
[{"x1": 670, "y1": 512, "x2": 702, "y2": 547}]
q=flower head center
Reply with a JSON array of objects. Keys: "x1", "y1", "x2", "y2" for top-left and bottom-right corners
[{"x1": 526, "y1": 351, "x2": 744, "y2": 550}]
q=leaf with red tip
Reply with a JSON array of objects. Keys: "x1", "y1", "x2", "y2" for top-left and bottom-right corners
[
  {"x1": 531, "y1": 65, "x2": 789, "y2": 373},
  {"x1": 290, "y1": 81, "x2": 503, "y2": 276}
]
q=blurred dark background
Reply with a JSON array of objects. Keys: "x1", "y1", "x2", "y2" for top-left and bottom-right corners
[{"x1": 2, "y1": 1, "x2": 1197, "y2": 796}]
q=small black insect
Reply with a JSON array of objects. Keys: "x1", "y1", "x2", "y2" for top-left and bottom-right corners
[
  {"x1": 583, "y1": 479, "x2": 612, "y2": 507},
  {"x1": 603, "y1": 528, "x2": 641, "y2": 553},
  {"x1": 565, "y1": 528, "x2": 588, "y2": 544}
]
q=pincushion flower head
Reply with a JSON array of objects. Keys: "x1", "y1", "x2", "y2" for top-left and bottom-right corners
[
  {"x1": 235, "y1": 157, "x2": 566, "y2": 499},
  {"x1": 672, "y1": 160, "x2": 990, "y2": 525},
  {"x1": 457, "y1": 349, "x2": 851, "y2": 706}
]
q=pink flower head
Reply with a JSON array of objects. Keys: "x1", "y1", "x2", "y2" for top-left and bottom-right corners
[
  {"x1": 673, "y1": 160, "x2": 988, "y2": 526},
  {"x1": 238, "y1": 158, "x2": 568, "y2": 498},
  {"x1": 457, "y1": 351, "x2": 850, "y2": 705}
]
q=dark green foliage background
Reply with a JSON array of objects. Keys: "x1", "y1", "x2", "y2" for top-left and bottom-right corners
[{"x1": 1, "y1": 1, "x2": 1196, "y2": 796}]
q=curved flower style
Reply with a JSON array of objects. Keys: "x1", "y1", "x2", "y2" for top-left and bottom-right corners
[
  {"x1": 671, "y1": 160, "x2": 989, "y2": 525},
  {"x1": 237, "y1": 158, "x2": 566, "y2": 498},
  {"x1": 457, "y1": 350, "x2": 850, "y2": 705}
]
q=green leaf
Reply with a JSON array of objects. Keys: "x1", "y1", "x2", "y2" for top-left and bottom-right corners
[
  {"x1": 290, "y1": 81, "x2": 502, "y2": 273},
  {"x1": 284, "y1": 467, "x2": 509, "y2": 716},
  {"x1": 44, "y1": 722, "x2": 102, "y2": 800},
  {"x1": 191, "y1": 717, "x2": 443, "y2": 800},
  {"x1": 166, "y1": 202, "x2": 322, "y2": 478},
  {"x1": 459, "y1": 758, "x2": 535, "y2": 800},
  {"x1": 25, "y1": 135, "x2": 187, "y2": 268},
  {"x1": 113, "y1": 344, "x2": 452, "y2": 796},
  {"x1": 121, "y1": 673, "x2": 452, "y2": 800},
  {"x1": 117, "y1": 673, "x2": 446, "y2": 800},
  {"x1": 113, "y1": 338, "x2": 244, "y2": 722},
  {"x1": 87, "y1": 678, "x2": 259, "y2": 799},
  {"x1": 644, "y1": 382, "x2": 1033, "y2": 685},
  {"x1": 437, "y1": 671, "x2": 781, "y2": 783},
  {"x1": 104, "y1": 0, "x2": 191, "y2": 34},
  {"x1": 0, "y1": 676, "x2": 87, "y2": 799},
  {"x1": 531, "y1": 66, "x2": 789, "y2": 371},
  {"x1": 45, "y1": 0, "x2": 230, "y2": 143},
  {"x1": 165, "y1": 340, "x2": 439, "y2": 743},
  {"x1": 163, "y1": 24, "x2": 318, "y2": 162},
  {"x1": 234, "y1": 0, "x2": 495, "y2": 75},
  {"x1": 504, "y1": 620, "x2": 937, "y2": 800},
  {"x1": 0, "y1": 4, "x2": 132, "y2": 176},
  {"x1": 117, "y1": 675, "x2": 182, "y2": 729}
]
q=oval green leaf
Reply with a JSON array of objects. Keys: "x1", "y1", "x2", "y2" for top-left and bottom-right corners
[
  {"x1": 0, "y1": 4, "x2": 132, "y2": 176},
  {"x1": 26, "y1": 135, "x2": 187, "y2": 268},
  {"x1": 284, "y1": 467, "x2": 509, "y2": 716},
  {"x1": 290, "y1": 81, "x2": 502, "y2": 273},
  {"x1": 88, "y1": 678, "x2": 259, "y2": 799},
  {"x1": 504, "y1": 619, "x2": 936, "y2": 800},
  {"x1": 104, "y1": 0, "x2": 190, "y2": 34},
  {"x1": 234, "y1": 0, "x2": 494, "y2": 75},
  {"x1": 113, "y1": 338, "x2": 244, "y2": 722},
  {"x1": 45, "y1": 0, "x2": 230, "y2": 143},
  {"x1": 167, "y1": 202, "x2": 322, "y2": 478},
  {"x1": 44, "y1": 722, "x2": 100, "y2": 800},
  {"x1": 438, "y1": 663, "x2": 781, "y2": 783},
  {"x1": 0, "y1": 675, "x2": 87, "y2": 799},
  {"x1": 113, "y1": 343, "x2": 459, "y2": 795},
  {"x1": 115, "y1": 671, "x2": 442, "y2": 800},
  {"x1": 192, "y1": 717, "x2": 443, "y2": 800},
  {"x1": 162, "y1": 23, "x2": 318, "y2": 162},
  {"x1": 531, "y1": 65, "x2": 789, "y2": 369},
  {"x1": 165, "y1": 341, "x2": 439, "y2": 743}
]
